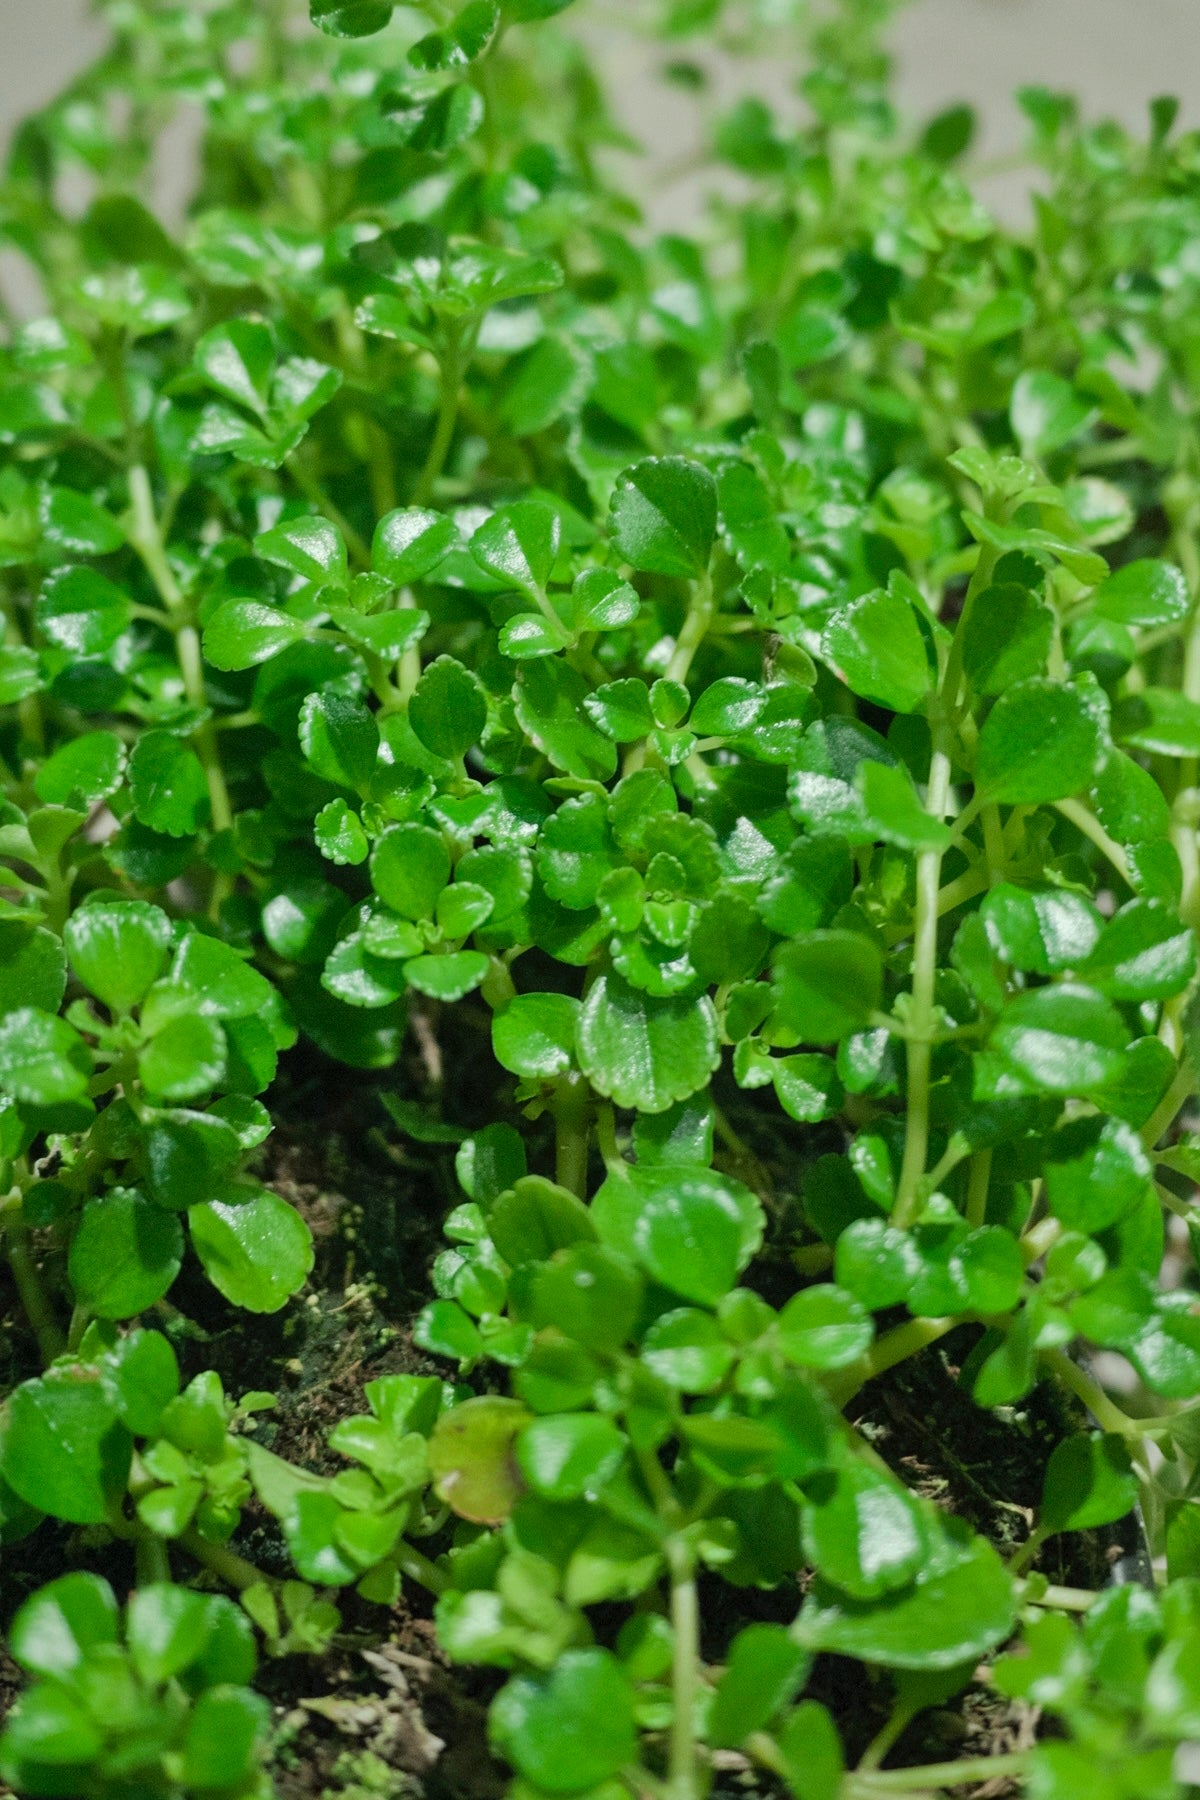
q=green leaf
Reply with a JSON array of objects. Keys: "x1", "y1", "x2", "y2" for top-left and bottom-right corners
[
  {"x1": 1084, "y1": 898, "x2": 1196, "y2": 1000},
  {"x1": 777, "y1": 1286, "x2": 873, "y2": 1370},
  {"x1": 311, "y1": 0, "x2": 394, "y2": 34},
  {"x1": 203, "y1": 600, "x2": 307, "y2": 671},
  {"x1": 139, "y1": 1012, "x2": 227, "y2": 1101},
  {"x1": 493, "y1": 993, "x2": 579, "y2": 1079},
  {"x1": 299, "y1": 689, "x2": 379, "y2": 789},
  {"x1": 0, "y1": 1008, "x2": 92, "y2": 1105},
  {"x1": 9, "y1": 1573, "x2": 119, "y2": 1678},
  {"x1": 471, "y1": 501, "x2": 561, "y2": 596},
  {"x1": 634, "y1": 1178, "x2": 743, "y2": 1305},
  {"x1": 1, "y1": 1366, "x2": 131, "y2": 1524},
  {"x1": 170, "y1": 930, "x2": 277, "y2": 1019},
  {"x1": 182, "y1": 1688, "x2": 270, "y2": 1790},
  {"x1": 0, "y1": 1685, "x2": 104, "y2": 1769},
  {"x1": 517, "y1": 1413, "x2": 626, "y2": 1500},
  {"x1": 1113, "y1": 687, "x2": 1200, "y2": 757},
  {"x1": 577, "y1": 972, "x2": 720, "y2": 1113},
  {"x1": 128, "y1": 730, "x2": 211, "y2": 836},
  {"x1": 373, "y1": 507, "x2": 459, "y2": 585},
  {"x1": 773, "y1": 1701, "x2": 844, "y2": 1800},
  {"x1": 609, "y1": 456, "x2": 717, "y2": 579},
  {"x1": 36, "y1": 566, "x2": 130, "y2": 656},
  {"x1": 975, "y1": 679, "x2": 1108, "y2": 803},
  {"x1": 64, "y1": 899, "x2": 171, "y2": 1013},
  {"x1": 189, "y1": 1190, "x2": 314, "y2": 1312},
  {"x1": 69, "y1": 1189, "x2": 183, "y2": 1319},
  {"x1": 804, "y1": 1463, "x2": 927, "y2": 1598},
  {"x1": 371, "y1": 823, "x2": 450, "y2": 919},
  {"x1": 709, "y1": 1625, "x2": 811, "y2": 1749},
  {"x1": 429, "y1": 1395, "x2": 530, "y2": 1523},
  {"x1": 858, "y1": 762, "x2": 952, "y2": 850},
  {"x1": 1010, "y1": 370, "x2": 1093, "y2": 456},
  {"x1": 772, "y1": 931, "x2": 883, "y2": 1044},
  {"x1": 1040, "y1": 1431, "x2": 1137, "y2": 1533},
  {"x1": 490, "y1": 1649, "x2": 637, "y2": 1793},
  {"x1": 0, "y1": 923, "x2": 66, "y2": 1015},
  {"x1": 194, "y1": 318, "x2": 275, "y2": 415},
  {"x1": 798, "y1": 1523, "x2": 1017, "y2": 1670},
  {"x1": 1043, "y1": 1114, "x2": 1152, "y2": 1233},
  {"x1": 961, "y1": 583, "x2": 1054, "y2": 695},
  {"x1": 537, "y1": 794, "x2": 618, "y2": 908},
  {"x1": 980, "y1": 882, "x2": 1100, "y2": 974},
  {"x1": 490, "y1": 1176, "x2": 596, "y2": 1267},
  {"x1": 640, "y1": 1307, "x2": 735, "y2": 1393},
  {"x1": 774, "y1": 1054, "x2": 844, "y2": 1124},
  {"x1": 409, "y1": 656, "x2": 487, "y2": 760},
  {"x1": 256, "y1": 516, "x2": 347, "y2": 586},
  {"x1": 404, "y1": 950, "x2": 489, "y2": 999},
  {"x1": 1089, "y1": 558, "x2": 1189, "y2": 627},
  {"x1": 583, "y1": 677, "x2": 655, "y2": 743},
  {"x1": 315, "y1": 798, "x2": 369, "y2": 866},
  {"x1": 514, "y1": 658, "x2": 617, "y2": 782},
  {"x1": 33, "y1": 731, "x2": 125, "y2": 807},
  {"x1": 822, "y1": 589, "x2": 932, "y2": 714},
  {"x1": 990, "y1": 984, "x2": 1130, "y2": 1093}
]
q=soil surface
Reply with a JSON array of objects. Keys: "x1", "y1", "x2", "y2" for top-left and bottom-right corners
[{"x1": 0, "y1": 1045, "x2": 1148, "y2": 1800}]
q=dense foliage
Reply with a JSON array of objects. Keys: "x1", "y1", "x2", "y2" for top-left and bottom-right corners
[{"x1": 4, "y1": 0, "x2": 1200, "y2": 1794}]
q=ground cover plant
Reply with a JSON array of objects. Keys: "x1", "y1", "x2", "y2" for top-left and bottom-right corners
[{"x1": 5, "y1": 0, "x2": 1200, "y2": 1794}]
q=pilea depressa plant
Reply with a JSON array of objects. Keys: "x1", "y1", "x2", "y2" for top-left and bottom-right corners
[{"x1": 3, "y1": 1, "x2": 1200, "y2": 1797}]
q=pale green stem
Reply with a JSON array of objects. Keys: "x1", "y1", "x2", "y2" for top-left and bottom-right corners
[
  {"x1": 1142, "y1": 1056, "x2": 1195, "y2": 1150},
  {"x1": 286, "y1": 454, "x2": 372, "y2": 569},
  {"x1": 1021, "y1": 1579, "x2": 1101, "y2": 1613},
  {"x1": 179, "y1": 1527, "x2": 270, "y2": 1593},
  {"x1": 891, "y1": 733, "x2": 953, "y2": 1228},
  {"x1": 1041, "y1": 1348, "x2": 1141, "y2": 1439},
  {"x1": 965, "y1": 1150, "x2": 992, "y2": 1229},
  {"x1": 1052, "y1": 797, "x2": 1133, "y2": 888},
  {"x1": 128, "y1": 465, "x2": 234, "y2": 854},
  {"x1": 136, "y1": 1532, "x2": 171, "y2": 1586},
  {"x1": 856, "y1": 1701, "x2": 921, "y2": 1775},
  {"x1": 413, "y1": 325, "x2": 470, "y2": 507},
  {"x1": 666, "y1": 1548, "x2": 701, "y2": 1800},
  {"x1": 395, "y1": 1542, "x2": 449, "y2": 1596},
  {"x1": 665, "y1": 571, "x2": 713, "y2": 684},
  {"x1": 552, "y1": 1072, "x2": 592, "y2": 1199},
  {"x1": 2, "y1": 1197, "x2": 66, "y2": 1364},
  {"x1": 852, "y1": 1751, "x2": 1031, "y2": 1793}
]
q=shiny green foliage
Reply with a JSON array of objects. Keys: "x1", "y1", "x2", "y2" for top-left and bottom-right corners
[{"x1": 1, "y1": 0, "x2": 1200, "y2": 1796}]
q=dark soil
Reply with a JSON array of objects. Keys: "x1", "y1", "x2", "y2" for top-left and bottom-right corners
[{"x1": 0, "y1": 1046, "x2": 1149, "y2": 1800}]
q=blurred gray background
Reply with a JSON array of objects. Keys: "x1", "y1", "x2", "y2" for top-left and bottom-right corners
[{"x1": 2, "y1": 0, "x2": 1199, "y2": 229}]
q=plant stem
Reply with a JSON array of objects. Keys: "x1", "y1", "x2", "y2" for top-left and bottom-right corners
[
  {"x1": 179, "y1": 1527, "x2": 270, "y2": 1593},
  {"x1": 852, "y1": 1751, "x2": 1030, "y2": 1793},
  {"x1": 1022, "y1": 1579, "x2": 1100, "y2": 1613},
  {"x1": 856, "y1": 1701, "x2": 919, "y2": 1775},
  {"x1": 396, "y1": 1542, "x2": 450, "y2": 1596},
  {"x1": 665, "y1": 572, "x2": 714, "y2": 685},
  {"x1": 891, "y1": 730, "x2": 953, "y2": 1228},
  {"x1": 2, "y1": 1195, "x2": 65, "y2": 1364},
  {"x1": 667, "y1": 1546, "x2": 701, "y2": 1800},
  {"x1": 552, "y1": 1072, "x2": 591, "y2": 1199},
  {"x1": 1052, "y1": 798, "x2": 1133, "y2": 888},
  {"x1": 287, "y1": 453, "x2": 372, "y2": 568},
  {"x1": 136, "y1": 1531, "x2": 171, "y2": 1586},
  {"x1": 965, "y1": 1150, "x2": 992, "y2": 1229},
  {"x1": 413, "y1": 325, "x2": 470, "y2": 507},
  {"x1": 128, "y1": 465, "x2": 235, "y2": 874},
  {"x1": 1041, "y1": 1348, "x2": 1140, "y2": 1439},
  {"x1": 827, "y1": 1316, "x2": 956, "y2": 1407},
  {"x1": 1141, "y1": 1056, "x2": 1195, "y2": 1149}
]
